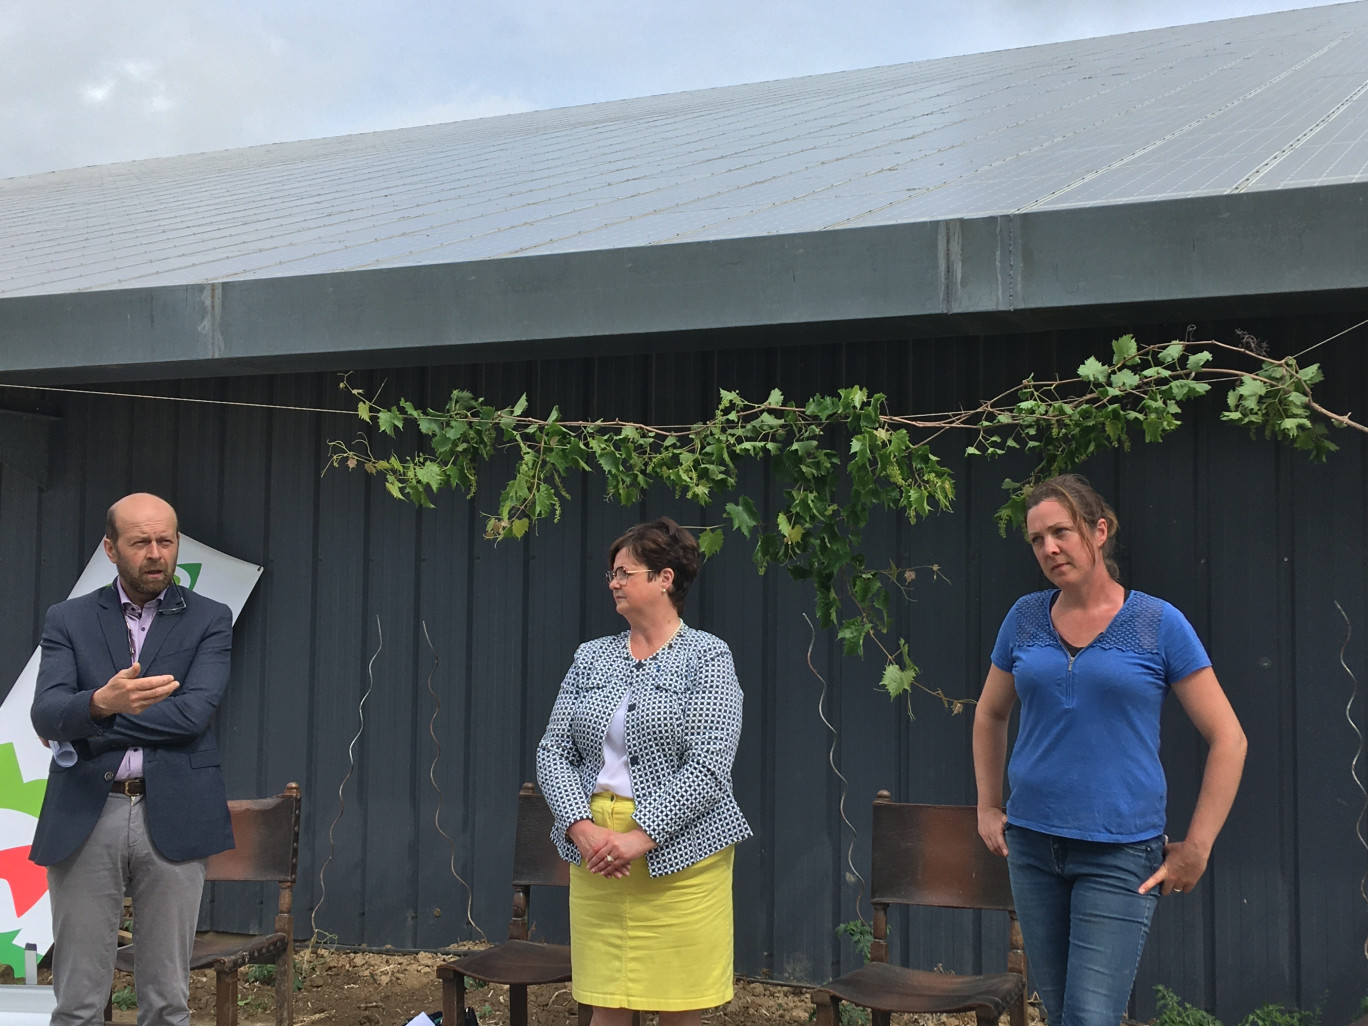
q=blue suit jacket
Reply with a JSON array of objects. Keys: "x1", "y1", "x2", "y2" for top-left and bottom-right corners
[{"x1": 29, "y1": 581, "x2": 235, "y2": 866}]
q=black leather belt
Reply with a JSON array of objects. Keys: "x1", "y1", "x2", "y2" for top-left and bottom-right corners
[{"x1": 110, "y1": 778, "x2": 145, "y2": 796}]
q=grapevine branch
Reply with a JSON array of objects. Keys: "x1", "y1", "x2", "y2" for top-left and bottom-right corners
[{"x1": 327, "y1": 333, "x2": 1362, "y2": 708}]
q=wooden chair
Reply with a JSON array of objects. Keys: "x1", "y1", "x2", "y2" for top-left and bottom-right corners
[
  {"x1": 105, "y1": 782, "x2": 302, "y2": 1026},
  {"x1": 437, "y1": 782, "x2": 592, "y2": 1026},
  {"x1": 810, "y1": 793, "x2": 1028, "y2": 1026}
]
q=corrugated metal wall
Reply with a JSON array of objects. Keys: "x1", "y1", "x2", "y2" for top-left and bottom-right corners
[{"x1": 2, "y1": 313, "x2": 1365, "y2": 1021}]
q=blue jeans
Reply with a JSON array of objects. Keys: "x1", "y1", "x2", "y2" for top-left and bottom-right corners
[{"x1": 1006, "y1": 824, "x2": 1162, "y2": 1026}]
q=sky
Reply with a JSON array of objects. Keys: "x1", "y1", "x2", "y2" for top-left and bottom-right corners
[{"x1": 0, "y1": 0, "x2": 1347, "y2": 181}]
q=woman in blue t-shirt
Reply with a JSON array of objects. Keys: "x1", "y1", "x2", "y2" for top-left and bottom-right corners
[{"x1": 973, "y1": 474, "x2": 1246, "y2": 1026}]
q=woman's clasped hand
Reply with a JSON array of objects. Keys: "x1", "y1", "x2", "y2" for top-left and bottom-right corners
[{"x1": 568, "y1": 817, "x2": 654, "y2": 878}]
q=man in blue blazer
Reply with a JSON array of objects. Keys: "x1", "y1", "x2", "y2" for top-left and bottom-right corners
[{"x1": 31, "y1": 492, "x2": 234, "y2": 1026}]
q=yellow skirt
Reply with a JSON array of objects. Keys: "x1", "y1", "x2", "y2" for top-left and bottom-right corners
[{"x1": 568, "y1": 792, "x2": 735, "y2": 1011}]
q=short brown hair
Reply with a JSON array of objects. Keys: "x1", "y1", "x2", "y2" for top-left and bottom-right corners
[{"x1": 609, "y1": 517, "x2": 701, "y2": 614}]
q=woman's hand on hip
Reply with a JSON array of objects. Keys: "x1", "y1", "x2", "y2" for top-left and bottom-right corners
[
  {"x1": 977, "y1": 806, "x2": 1009, "y2": 857},
  {"x1": 1139, "y1": 836, "x2": 1209, "y2": 895}
]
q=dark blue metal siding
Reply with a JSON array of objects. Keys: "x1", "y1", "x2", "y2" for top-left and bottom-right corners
[{"x1": 2, "y1": 315, "x2": 1366, "y2": 1021}]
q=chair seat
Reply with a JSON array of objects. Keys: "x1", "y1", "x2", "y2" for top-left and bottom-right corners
[
  {"x1": 437, "y1": 939, "x2": 572, "y2": 987},
  {"x1": 114, "y1": 932, "x2": 290, "y2": 975},
  {"x1": 817, "y1": 960, "x2": 1025, "y2": 1015}
]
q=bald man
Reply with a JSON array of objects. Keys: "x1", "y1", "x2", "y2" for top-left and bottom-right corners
[{"x1": 31, "y1": 493, "x2": 234, "y2": 1026}]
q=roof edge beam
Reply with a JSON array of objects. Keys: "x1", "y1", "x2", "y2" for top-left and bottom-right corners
[{"x1": 0, "y1": 182, "x2": 1364, "y2": 382}]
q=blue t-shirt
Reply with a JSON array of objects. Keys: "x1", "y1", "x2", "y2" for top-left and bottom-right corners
[{"x1": 989, "y1": 589, "x2": 1211, "y2": 843}]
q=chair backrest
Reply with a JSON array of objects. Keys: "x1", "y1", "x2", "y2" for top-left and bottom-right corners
[
  {"x1": 510, "y1": 781, "x2": 570, "y2": 888},
  {"x1": 205, "y1": 782, "x2": 302, "y2": 884},
  {"x1": 869, "y1": 795, "x2": 1015, "y2": 912}
]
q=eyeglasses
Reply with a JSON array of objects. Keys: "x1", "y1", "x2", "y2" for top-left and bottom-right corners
[{"x1": 604, "y1": 567, "x2": 652, "y2": 584}]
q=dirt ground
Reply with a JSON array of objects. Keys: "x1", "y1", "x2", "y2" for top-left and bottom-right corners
[{"x1": 91, "y1": 944, "x2": 1043, "y2": 1026}]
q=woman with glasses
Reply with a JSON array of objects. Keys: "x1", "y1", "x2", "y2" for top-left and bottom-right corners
[
  {"x1": 973, "y1": 474, "x2": 1246, "y2": 1025},
  {"x1": 537, "y1": 516, "x2": 752, "y2": 1026}
]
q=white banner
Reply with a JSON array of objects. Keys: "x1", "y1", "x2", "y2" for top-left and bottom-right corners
[{"x1": 0, "y1": 535, "x2": 262, "y2": 975}]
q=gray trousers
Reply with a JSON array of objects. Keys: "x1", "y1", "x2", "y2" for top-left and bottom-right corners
[{"x1": 47, "y1": 794, "x2": 207, "y2": 1026}]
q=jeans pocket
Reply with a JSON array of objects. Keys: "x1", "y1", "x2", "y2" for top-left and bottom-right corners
[{"x1": 1120, "y1": 836, "x2": 1165, "y2": 883}]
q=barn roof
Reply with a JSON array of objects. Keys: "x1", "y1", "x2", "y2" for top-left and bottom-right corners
[{"x1": 2, "y1": 3, "x2": 1366, "y2": 380}]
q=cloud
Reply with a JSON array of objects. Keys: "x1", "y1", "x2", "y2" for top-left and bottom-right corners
[
  {"x1": 77, "y1": 59, "x2": 174, "y2": 119},
  {"x1": 80, "y1": 79, "x2": 115, "y2": 106},
  {"x1": 0, "y1": 0, "x2": 544, "y2": 177},
  {"x1": 2, "y1": 3, "x2": 275, "y2": 174}
]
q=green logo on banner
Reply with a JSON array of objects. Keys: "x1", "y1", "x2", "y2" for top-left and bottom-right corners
[
  {"x1": 175, "y1": 563, "x2": 202, "y2": 590},
  {"x1": 0, "y1": 742, "x2": 45, "y2": 819},
  {"x1": 0, "y1": 927, "x2": 25, "y2": 979}
]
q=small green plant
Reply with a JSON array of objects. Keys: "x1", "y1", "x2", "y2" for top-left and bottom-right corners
[
  {"x1": 303, "y1": 929, "x2": 339, "y2": 959},
  {"x1": 836, "y1": 919, "x2": 873, "y2": 963},
  {"x1": 1154, "y1": 985, "x2": 1221, "y2": 1026},
  {"x1": 1359, "y1": 996, "x2": 1368, "y2": 1016},
  {"x1": 465, "y1": 975, "x2": 489, "y2": 992},
  {"x1": 245, "y1": 964, "x2": 275, "y2": 985},
  {"x1": 296, "y1": 933, "x2": 337, "y2": 989},
  {"x1": 1154, "y1": 986, "x2": 1324, "y2": 1026},
  {"x1": 243, "y1": 962, "x2": 305, "y2": 992},
  {"x1": 806, "y1": 1002, "x2": 873, "y2": 1026},
  {"x1": 110, "y1": 985, "x2": 137, "y2": 1011},
  {"x1": 1240, "y1": 1002, "x2": 1320, "y2": 1026}
]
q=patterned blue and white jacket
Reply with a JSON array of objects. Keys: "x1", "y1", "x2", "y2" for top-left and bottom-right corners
[{"x1": 536, "y1": 624, "x2": 752, "y2": 877}]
